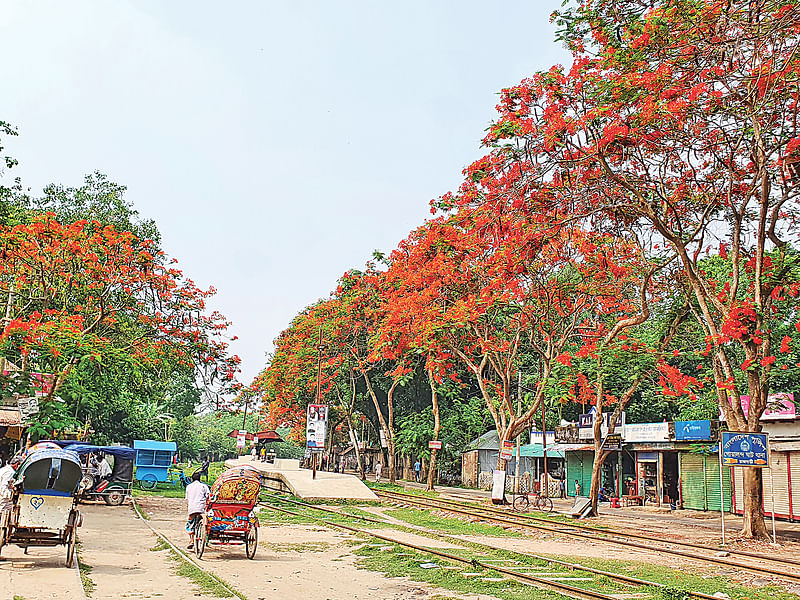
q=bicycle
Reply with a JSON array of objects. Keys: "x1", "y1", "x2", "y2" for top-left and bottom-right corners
[
  {"x1": 167, "y1": 467, "x2": 192, "y2": 488},
  {"x1": 512, "y1": 490, "x2": 553, "y2": 513}
]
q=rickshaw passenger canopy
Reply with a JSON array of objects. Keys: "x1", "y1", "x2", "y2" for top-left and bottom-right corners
[
  {"x1": 61, "y1": 443, "x2": 136, "y2": 461},
  {"x1": 209, "y1": 467, "x2": 261, "y2": 505},
  {"x1": 16, "y1": 448, "x2": 82, "y2": 495}
]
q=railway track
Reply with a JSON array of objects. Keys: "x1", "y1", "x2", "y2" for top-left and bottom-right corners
[
  {"x1": 375, "y1": 489, "x2": 800, "y2": 584},
  {"x1": 262, "y1": 494, "x2": 724, "y2": 600},
  {"x1": 259, "y1": 496, "x2": 662, "y2": 600}
]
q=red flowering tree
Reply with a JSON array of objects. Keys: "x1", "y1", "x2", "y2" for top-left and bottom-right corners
[
  {"x1": 0, "y1": 214, "x2": 240, "y2": 434},
  {"x1": 467, "y1": 0, "x2": 800, "y2": 536}
]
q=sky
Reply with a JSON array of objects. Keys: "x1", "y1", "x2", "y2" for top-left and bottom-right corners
[{"x1": 1, "y1": 1, "x2": 570, "y2": 385}]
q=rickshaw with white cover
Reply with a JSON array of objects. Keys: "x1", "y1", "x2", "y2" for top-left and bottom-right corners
[{"x1": 0, "y1": 445, "x2": 83, "y2": 567}]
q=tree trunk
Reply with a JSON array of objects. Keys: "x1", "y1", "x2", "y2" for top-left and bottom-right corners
[
  {"x1": 427, "y1": 370, "x2": 440, "y2": 491},
  {"x1": 742, "y1": 467, "x2": 769, "y2": 539},
  {"x1": 347, "y1": 417, "x2": 366, "y2": 480},
  {"x1": 362, "y1": 371, "x2": 395, "y2": 485},
  {"x1": 387, "y1": 379, "x2": 399, "y2": 484}
]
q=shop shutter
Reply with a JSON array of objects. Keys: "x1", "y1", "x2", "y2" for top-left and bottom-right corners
[
  {"x1": 790, "y1": 451, "x2": 800, "y2": 520},
  {"x1": 764, "y1": 451, "x2": 791, "y2": 518},
  {"x1": 581, "y1": 451, "x2": 594, "y2": 498},
  {"x1": 566, "y1": 452, "x2": 581, "y2": 496},
  {"x1": 732, "y1": 466, "x2": 744, "y2": 515},
  {"x1": 680, "y1": 454, "x2": 708, "y2": 510},
  {"x1": 704, "y1": 456, "x2": 732, "y2": 512}
]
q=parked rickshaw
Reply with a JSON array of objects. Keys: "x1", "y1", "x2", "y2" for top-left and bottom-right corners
[
  {"x1": 194, "y1": 466, "x2": 261, "y2": 559},
  {"x1": 0, "y1": 447, "x2": 83, "y2": 567},
  {"x1": 63, "y1": 443, "x2": 136, "y2": 506}
]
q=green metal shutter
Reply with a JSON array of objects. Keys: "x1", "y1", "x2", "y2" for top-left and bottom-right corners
[
  {"x1": 680, "y1": 454, "x2": 708, "y2": 510},
  {"x1": 567, "y1": 452, "x2": 581, "y2": 496},
  {"x1": 581, "y1": 451, "x2": 593, "y2": 498},
  {"x1": 705, "y1": 457, "x2": 732, "y2": 512}
]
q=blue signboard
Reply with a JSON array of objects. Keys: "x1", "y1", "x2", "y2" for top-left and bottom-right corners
[
  {"x1": 721, "y1": 432, "x2": 770, "y2": 467},
  {"x1": 675, "y1": 420, "x2": 712, "y2": 441}
]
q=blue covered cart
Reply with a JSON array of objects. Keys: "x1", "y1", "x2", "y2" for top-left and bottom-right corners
[{"x1": 133, "y1": 440, "x2": 177, "y2": 490}]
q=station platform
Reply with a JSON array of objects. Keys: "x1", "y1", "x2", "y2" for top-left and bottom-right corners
[{"x1": 224, "y1": 457, "x2": 378, "y2": 502}]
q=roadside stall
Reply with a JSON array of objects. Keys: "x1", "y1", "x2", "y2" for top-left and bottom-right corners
[{"x1": 133, "y1": 440, "x2": 177, "y2": 489}]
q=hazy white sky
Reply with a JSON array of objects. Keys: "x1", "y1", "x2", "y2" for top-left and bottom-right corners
[{"x1": 1, "y1": 1, "x2": 569, "y2": 384}]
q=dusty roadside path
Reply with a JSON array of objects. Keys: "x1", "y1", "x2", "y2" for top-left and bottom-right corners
[
  {"x1": 137, "y1": 496, "x2": 500, "y2": 600},
  {"x1": 76, "y1": 502, "x2": 207, "y2": 600},
  {"x1": 0, "y1": 539, "x2": 83, "y2": 599}
]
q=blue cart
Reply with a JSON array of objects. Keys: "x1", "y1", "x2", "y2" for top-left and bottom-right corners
[{"x1": 134, "y1": 440, "x2": 177, "y2": 489}]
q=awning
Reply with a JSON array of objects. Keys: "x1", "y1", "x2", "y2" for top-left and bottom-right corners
[
  {"x1": 773, "y1": 441, "x2": 800, "y2": 452},
  {"x1": 519, "y1": 444, "x2": 565, "y2": 458},
  {"x1": 547, "y1": 443, "x2": 594, "y2": 452}
]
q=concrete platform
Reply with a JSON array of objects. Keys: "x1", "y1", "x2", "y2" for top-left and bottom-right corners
[{"x1": 224, "y1": 457, "x2": 378, "y2": 502}]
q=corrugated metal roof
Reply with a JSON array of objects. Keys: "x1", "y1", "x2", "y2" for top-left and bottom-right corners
[{"x1": 518, "y1": 444, "x2": 565, "y2": 458}]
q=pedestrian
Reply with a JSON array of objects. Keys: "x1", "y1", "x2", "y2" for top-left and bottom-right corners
[
  {"x1": 375, "y1": 460, "x2": 382, "y2": 483},
  {"x1": 185, "y1": 471, "x2": 210, "y2": 549},
  {"x1": 250, "y1": 446, "x2": 257, "y2": 461},
  {"x1": 260, "y1": 446, "x2": 266, "y2": 462},
  {"x1": 559, "y1": 478, "x2": 566, "y2": 499},
  {"x1": 0, "y1": 456, "x2": 21, "y2": 520},
  {"x1": 413, "y1": 459, "x2": 421, "y2": 482},
  {"x1": 575, "y1": 479, "x2": 582, "y2": 496},
  {"x1": 199, "y1": 456, "x2": 210, "y2": 481}
]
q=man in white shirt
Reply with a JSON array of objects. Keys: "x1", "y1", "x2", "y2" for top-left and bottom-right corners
[
  {"x1": 0, "y1": 456, "x2": 21, "y2": 520},
  {"x1": 185, "y1": 471, "x2": 210, "y2": 549},
  {"x1": 95, "y1": 455, "x2": 112, "y2": 480}
]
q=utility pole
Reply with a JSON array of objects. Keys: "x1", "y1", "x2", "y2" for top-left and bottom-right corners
[
  {"x1": 542, "y1": 393, "x2": 548, "y2": 498},
  {"x1": 312, "y1": 328, "x2": 323, "y2": 480},
  {"x1": 515, "y1": 372, "x2": 521, "y2": 494}
]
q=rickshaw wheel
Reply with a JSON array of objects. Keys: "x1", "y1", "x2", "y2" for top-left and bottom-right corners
[
  {"x1": 194, "y1": 518, "x2": 207, "y2": 558},
  {"x1": 139, "y1": 475, "x2": 158, "y2": 490},
  {"x1": 65, "y1": 527, "x2": 76, "y2": 568},
  {"x1": 104, "y1": 489, "x2": 125, "y2": 506},
  {"x1": 245, "y1": 526, "x2": 257, "y2": 559}
]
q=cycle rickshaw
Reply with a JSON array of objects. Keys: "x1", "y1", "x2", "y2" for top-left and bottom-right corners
[
  {"x1": 0, "y1": 446, "x2": 83, "y2": 567},
  {"x1": 194, "y1": 466, "x2": 261, "y2": 559}
]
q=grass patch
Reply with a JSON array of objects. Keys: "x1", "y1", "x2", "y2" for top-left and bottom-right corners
[
  {"x1": 264, "y1": 541, "x2": 331, "y2": 553},
  {"x1": 354, "y1": 542, "x2": 567, "y2": 600},
  {"x1": 385, "y1": 507, "x2": 523, "y2": 538},
  {"x1": 14, "y1": 596, "x2": 26, "y2": 600},
  {"x1": 545, "y1": 553, "x2": 799, "y2": 600},
  {"x1": 158, "y1": 543, "x2": 244, "y2": 599},
  {"x1": 75, "y1": 542, "x2": 96, "y2": 596},
  {"x1": 173, "y1": 557, "x2": 238, "y2": 599}
]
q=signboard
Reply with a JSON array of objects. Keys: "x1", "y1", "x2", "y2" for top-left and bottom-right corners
[
  {"x1": 623, "y1": 422, "x2": 670, "y2": 443},
  {"x1": 379, "y1": 428, "x2": 388, "y2": 449},
  {"x1": 720, "y1": 392, "x2": 797, "y2": 422},
  {"x1": 603, "y1": 434, "x2": 622, "y2": 450},
  {"x1": 17, "y1": 397, "x2": 39, "y2": 423},
  {"x1": 721, "y1": 432, "x2": 770, "y2": 467},
  {"x1": 236, "y1": 429, "x2": 247, "y2": 449},
  {"x1": 674, "y1": 420, "x2": 713, "y2": 441},
  {"x1": 3, "y1": 371, "x2": 54, "y2": 398},
  {"x1": 578, "y1": 410, "x2": 625, "y2": 440},
  {"x1": 306, "y1": 404, "x2": 328, "y2": 449},
  {"x1": 491, "y1": 469, "x2": 506, "y2": 504},
  {"x1": 499, "y1": 440, "x2": 514, "y2": 461},
  {"x1": 428, "y1": 440, "x2": 442, "y2": 450}
]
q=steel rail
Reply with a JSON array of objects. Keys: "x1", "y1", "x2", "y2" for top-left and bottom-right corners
[
  {"x1": 375, "y1": 490, "x2": 800, "y2": 583},
  {"x1": 130, "y1": 498, "x2": 245, "y2": 600},
  {"x1": 263, "y1": 493, "x2": 721, "y2": 600},
  {"x1": 258, "y1": 497, "x2": 630, "y2": 600},
  {"x1": 389, "y1": 489, "x2": 800, "y2": 568}
]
